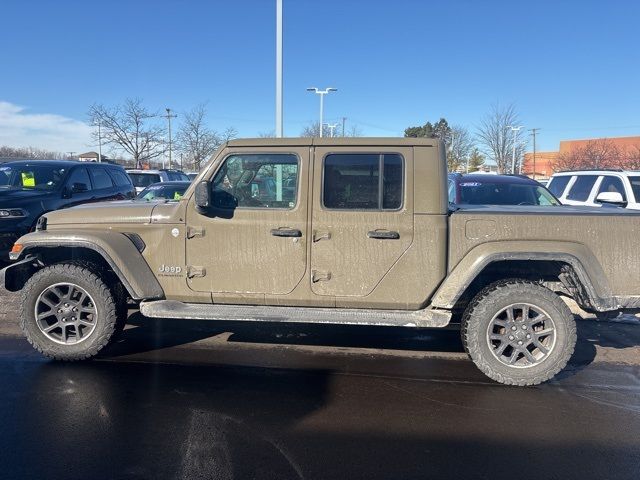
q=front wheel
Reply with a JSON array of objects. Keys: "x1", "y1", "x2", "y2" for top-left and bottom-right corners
[
  {"x1": 462, "y1": 280, "x2": 577, "y2": 386},
  {"x1": 20, "y1": 263, "x2": 119, "y2": 360}
]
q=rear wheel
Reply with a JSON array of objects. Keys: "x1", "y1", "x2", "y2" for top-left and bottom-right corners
[
  {"x1": 20, "y1": 263, "x2": 118, "y2": 360},
  {"x1": 462, "y1": 279, "x2": 576, "y2": 386}
]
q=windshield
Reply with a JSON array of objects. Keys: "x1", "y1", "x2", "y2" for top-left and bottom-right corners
[
  {"x1": 128, "y1": 173, "x2": 161, "y2": 188},
  {"x1": 457, "y1": 181, "x2": 560, "y2": 206},
  {"x1": 136, "y1": 184, "x2": 188, "y2": 201},
  {"x1": 0, "y1": 164, "x2": 67, "y2": 191}
]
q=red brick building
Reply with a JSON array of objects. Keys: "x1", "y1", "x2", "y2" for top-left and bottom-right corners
[{"x1": 523, "y1": 135, "x2": 640, "y2": 179}]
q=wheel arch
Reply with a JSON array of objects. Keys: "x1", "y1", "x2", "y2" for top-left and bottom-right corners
[
  {"x1": 4, "y1": 230, "x2": 164, "y2": 301},
  {"x1": 431, "y1": 242, "x2": 616, "y2": 313}
]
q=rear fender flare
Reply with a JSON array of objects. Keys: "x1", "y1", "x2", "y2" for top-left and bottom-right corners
[{"x1": 431, "y1": 241, "x2": 614, "y2": 311}]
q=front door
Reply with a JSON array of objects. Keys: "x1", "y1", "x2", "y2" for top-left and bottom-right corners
[
  {"x1": 310, "y1": 147, "x2": 414, "y2": 297},
  {"x1": 186, "y1": 148, "x2": 309, "y2": 296}
]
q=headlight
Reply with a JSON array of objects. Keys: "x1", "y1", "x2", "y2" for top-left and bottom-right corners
[
  {"x1": 0, "y1": 209, "x2": 28, "y2": 218},
  {"x1": 36, "y1": 216, "x2": 48, "y2": 231}
]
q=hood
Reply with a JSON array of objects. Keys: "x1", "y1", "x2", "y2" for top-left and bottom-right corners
[
  {"x1": 0, "y1": 188, "x2": 51, "y2": 205},
  {"x1": 45, "y1": 201, "x2": 156, "y2": 225}
]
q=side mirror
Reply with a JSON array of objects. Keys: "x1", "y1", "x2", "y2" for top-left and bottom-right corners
[
  {"x1": 194, "y1": 181, "x2": 211, "y2": 209},
  {"x1": 596, "y1": 191, "x2": 626, "y2": 206}
]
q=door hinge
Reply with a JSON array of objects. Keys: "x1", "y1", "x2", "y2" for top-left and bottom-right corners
[
  {"x1": 187, "y1": 226, "x2": 205, "y2": 239},
  {"x1": 311, "y1": 270, "x2": 332, "y2": 283},
  {"x1": 187, "y1": 266, "x2": 206, "y2": 279}
]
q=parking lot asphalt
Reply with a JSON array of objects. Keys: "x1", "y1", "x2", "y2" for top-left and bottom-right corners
[{"x1": 1, "y1": 290, "x2": 640, "y2": 480}]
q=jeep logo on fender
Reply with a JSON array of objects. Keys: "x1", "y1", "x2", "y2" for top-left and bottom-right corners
[{"x1": 159, "y1": 265, "x2": 183, "y2": 276}]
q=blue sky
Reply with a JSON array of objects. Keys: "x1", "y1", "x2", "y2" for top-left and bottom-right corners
[{"x1": 1, "y1": 0, "x2": 639, "y2": 154}]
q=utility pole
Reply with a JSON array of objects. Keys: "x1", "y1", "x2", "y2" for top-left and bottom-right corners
[
  {"x1": 67, "y1": 152, "x2": 75, "y2": 159},
  {"x1": 341, "y1": 117, "x2": 347, "y2": 136},
  {"x1": 507, "y1": 125, "x2": 524, "y2": 174},
  {"x1": 306, "y1": 87, "x2": 337, "y2": 137},
  {"x1": 96, "y1": 122, "x2": 102, "y2": 162},
  {"x1": 275, "y1": 0, "x2": 283, "y2": 137},
  {"x1": 163, "y1": 108, "x2": 177, "y2": 169},
  {"x1": 529, "y1": 128, "x2": 540, "y2": 179}
]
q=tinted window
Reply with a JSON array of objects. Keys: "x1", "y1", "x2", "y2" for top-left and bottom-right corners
[
  {"x1": 448, "y1": 179, "x2": 456, "y2": 203},
  {"x1": 597, "y1": 176, "x2": 626, "y2": 201},
  {"x1": 109, "y1": 169, "x2": 133, "y2": 187},
  {"x1": 166, "y1": 171, "x2": 190, "y2": 181},
  {"x1": 629, "y1": 176, "x2": 640, "y2": 202},
  {"x1": 547, "y1": 176, "x2": 571, "y2": 197},
  {"x1": 323, "y1": 153, "x2": 403, "y2": 210},
  {"x1": 0, "y1": 164, "x2": 67, "y2": 191},
  {"x1": 129, "y1": 173, "x2": 161, "y2": 188},
  {"x1": 66, "y1": 167, "x2": 92, "y2": 191},
  {"x1": 212, "y1": 154, "x2": 298, "y2": 209},
  {"x1": 137, "y1": 184, "x2": 189, "y2": 201},
  {"x1": 566, "y1": 175, "x2": 598, "y2": 201},
  {"x1": 458, "y1": 182, "x2": 559, "y2": 206},
  {"x1": 89, "y1": 167, "x2": 114, "y2": 190}
]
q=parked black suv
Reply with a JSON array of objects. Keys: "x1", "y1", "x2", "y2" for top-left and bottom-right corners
[{"x1": 0, "y1": 160, "x2": 135, "y2": 262}]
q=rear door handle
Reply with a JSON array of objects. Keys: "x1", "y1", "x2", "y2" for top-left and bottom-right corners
[
  {"x1": 271, "y1": 228, "x2": 302, "y2": 238},
  {"x1": 367, "y1": 230, "x2": 400, "y2": 240}
]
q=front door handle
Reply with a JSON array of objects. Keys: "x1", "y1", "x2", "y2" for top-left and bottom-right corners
[
  {"x1": 271, "y1": 228, "x2": 302, "y2": 238},
  {"x1": 367, "y1": 230, "x2": 400, "y2": 240}
]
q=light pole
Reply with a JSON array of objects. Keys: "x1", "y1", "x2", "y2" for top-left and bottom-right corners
[
  {"x1": 507, "y1": 125, "x2": 523, "y2": 174},
  {"x1": 275, "y1": 0, "x2": 283, "y2": 137},
  {"x1": 164, "y1": 108, "x2": 177, "y2": 169},
  {"x1": 307, "y1": 87, "x2": 337, "y2": 137},
  {"x1": 327, "y1": 123, "x2": 339, "y2": 137}
]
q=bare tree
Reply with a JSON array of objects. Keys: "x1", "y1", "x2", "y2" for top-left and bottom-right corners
[
  {"x1": 623, "y1": 144, "x2": 640, "y2": 170},
  {"x1": 476, "y1": 103, "x2": 526, "y2": 173},
  {"x1": 344, "y1": 124, "x2": 363, "y2": 137},
  {"x1": 448, "y1": 125, "x2": 474, "y2": 171},
  {"x1": 300, "y1": 122, "x2": 362, "y2": 137},
  {"x1": 177, "y1": 104, "x2": 221, "y2": 171},
  {"x1": 88, "y1": 99, "x2": 165, "y2": 168},
  {"x1": 0, "y1": 146, "x2": 66, "y2": 160},
  {"x1": 554, "y1": 139, "x2": 622, "y2": 171}
]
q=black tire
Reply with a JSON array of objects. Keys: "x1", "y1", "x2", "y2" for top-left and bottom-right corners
[
  {"x1": 461, "y1": 279, "x2": 576, "y2": 386},
  {"x1": 20, "y1": 263, "x2": 118, "y2": 360}
]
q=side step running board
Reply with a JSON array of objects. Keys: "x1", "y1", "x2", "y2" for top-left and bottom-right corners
[{"x1": 139, "y1": 300, "x2": 451, "y2": 328}]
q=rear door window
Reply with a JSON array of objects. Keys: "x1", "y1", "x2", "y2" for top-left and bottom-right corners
[
  {"x1": 565, "y1": 175, "x2": 598, "y2": 202},
  {"x1": 109, "y1": 169, "x2": 134, "y2": 187},
  {"x1": 323, "y1": 153, "x2": 403, "y2": 210},
  {"x1": 547, "y1": 176, "x2": 571, "y2": 197},
  {"x1": 90, "y1": 167, "x2": 115, "y2": 190}
]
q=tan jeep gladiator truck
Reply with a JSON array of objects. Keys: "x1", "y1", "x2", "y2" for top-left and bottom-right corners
[{"x1": 2, "y1": 138, "x2": 639, "y2": 385}]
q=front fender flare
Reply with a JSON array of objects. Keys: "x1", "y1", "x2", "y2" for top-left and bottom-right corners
[
  {"x1": 10, "y1": 230, "x2": 164, "y2": 301},
  {"x1": 431, "y1": 241, "x2": 614, "y2": 311}
]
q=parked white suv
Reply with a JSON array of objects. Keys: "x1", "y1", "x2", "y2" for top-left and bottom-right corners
[
  {"x1": 126, "y1": 169, "x2": 191, "y2": 193},
  {"x1": 547, "y1": 170, "x2": 640, "y2": 210}
]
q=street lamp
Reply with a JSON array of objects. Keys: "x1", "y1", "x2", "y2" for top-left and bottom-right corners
[
  {"x1": 307, "y1": 87, "x2": 337, "y2": 137},
  {"x1": 507, "y1": 125, "x2": 524, "y2": 174}
]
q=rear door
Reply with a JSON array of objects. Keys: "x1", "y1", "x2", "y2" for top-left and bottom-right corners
[
  {"x1": 88, "y1": 166, "x2": 119, "y2": 201},
  {"x1": 310, "y1": 147, "x2": 413, "y2": 297}
]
